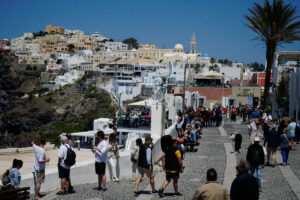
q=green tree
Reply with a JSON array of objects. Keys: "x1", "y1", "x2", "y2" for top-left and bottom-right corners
[
  {"x1": 245, "y1": 0, "x2": 300, "y2": 108},
  {"x1": 67, "y1": 44, "x2": 75, "y2": 52},
  {"x1": 276, "y1": 71, "x2": 289, "y2": 114},
  {"x1": 122, "y1": 37, "x2": 139, "y2": 49},
  {"x1": 210, "y1": 57, "x2": 216, "y2": 67}
]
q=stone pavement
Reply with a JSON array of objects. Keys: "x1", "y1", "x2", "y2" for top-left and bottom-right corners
[
  {"x1": 42, "y1": 117, "x2": 300, "y2": 200},
  {"x1": 223, "y1": 117, "x2": 299, "y2": 200}
]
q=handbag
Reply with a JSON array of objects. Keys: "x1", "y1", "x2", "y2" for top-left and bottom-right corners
[
  {"x1": 284, "y1": 134, "x2": 292, "y2": 147},
  {"x1": 115, "y1": 151, "x2": 120, "y2": 158}
]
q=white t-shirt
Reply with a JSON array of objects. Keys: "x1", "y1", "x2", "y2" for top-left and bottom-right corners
[
  {"x1": 95, "y1": 140, "x2": 109, "y2": 163},
  {"x1": 33, "y1": 145, "x2": 46, "y2": 171},
  {"x1": 58, "y1": 144, "x2": 73, "y2": 169},
  {"x1": 250, "y1": 122, "x2": 257, "y2": 133},
  {"x1": 263, "y1": 114, "x2": 272, "y2": 123}
]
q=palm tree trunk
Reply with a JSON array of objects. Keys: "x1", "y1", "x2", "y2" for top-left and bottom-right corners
[{"x1": 263, "y1": 42, "x2": 276, "y2": 109}]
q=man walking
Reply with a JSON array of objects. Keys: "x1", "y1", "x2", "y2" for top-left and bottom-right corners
[
  {"x1": 288, "y1": 119, "x2": 297, "y2": 150},
  {"x1": 92, "y1": 131, "x2": 109, "y2": 191},
  {"x1": 264, "y1": 122, "x2": 279, "y2": 167},
  {"x1": 57, "y1": 136, "x2": 74, "y2": 195},
  {"x1": 230, "y1": 160, "x2": 259, "y2": 200},
  {"x1": 246, "y1": 137, "x2": 265, "y2": 191},
  {"x1": 31, "y1": 140, "x2": 50, "y2": 200},
  {"x1": 158, "y1": 139, "x2": 183, "y2": 197},
  {"x1": 134, "y1": 135, "x2": 156, "y2": 196},
  {"x1": 193, "y1": 168, "x2": 230, "y2": 200}
]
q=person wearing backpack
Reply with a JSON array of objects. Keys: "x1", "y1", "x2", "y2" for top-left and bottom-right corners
[
  {"x1": 246, "y1": 137, "x2": 265, "y2": 191},
  {"x1": 57, "y1": 136, "x2": 76, "y2": 195}
]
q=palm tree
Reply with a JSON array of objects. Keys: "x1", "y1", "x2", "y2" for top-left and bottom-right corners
[{"x1": 244, "y1": 0, "x2": 300, "y2": 108}]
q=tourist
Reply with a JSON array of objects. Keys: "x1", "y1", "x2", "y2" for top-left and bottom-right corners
[
  {"x1": 9, "y1": 159, "x2": 23, "y2": 188},
  {"x1": 31, "y1": 140, "x2": 50, "y2": 200},
  {"x1": 134, "y1": 135, "x2": 156, "y2": 196},
  {"x1": 246, "y1": 137, "x2": 265, "y2": 191},
  {"x1": 264, "y1": 122, "x2": 279, "y2": 167},
  {"x1": 158, "y1": 139, "x2": 184, "y2": 197},
  {"x1": 57, "y1": 136, "x2": 74, "y2": 195},
  {"x1": 66, "y1": 133, "x2": 74, "y2": 148},
  {"x1": 230, "y1": 160, "x2": 259, "y2": 200},
  {"x1": 193, "y1": 168, "x2": 230, "y2": 200},
  {"x1": 234, "y1": 133, "x2": 242, "y2": 154},
  {"x1": 262, "y1": 111, "x2": 272, "y2": 137},
  {"x1": 280, "y1": 128, "x2": 292, "y2": 166},
  {"x1": 288, "y1": 119, "x2": 297, "y2": 150},
  {"x1": 107, "y1": 133, "x2": 119, "y2": 182},
  {"x1": 249, "y1": 119, "x2": 258, "y2": 144},
  {"x1": 131, "y1": 138, "x2": 143, "y2": 182},
  {"x1": 215, "y1": 107, "x2": 222, "y2": 127},
  {"x1": 176, "y1": 116, "x2": 185, "y2": 137},
  {"x1": 92, "y1": 131, "x2": 109, "y2": 191},
  {"x1": 208, "y1": 108, "x2": 214, "y2": 127}
]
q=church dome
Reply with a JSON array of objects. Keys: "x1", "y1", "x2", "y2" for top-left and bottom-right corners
[{"x1": 173, "y1": 44, "x2": 184, "y2": 53}]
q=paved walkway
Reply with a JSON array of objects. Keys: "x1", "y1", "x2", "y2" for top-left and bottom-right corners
[
  {"x1": 223, "y1": 117, "x2": 299, "y2": 200},
  {"x1": 42, "y1": 117, "x2": 300, "y2": 200}
]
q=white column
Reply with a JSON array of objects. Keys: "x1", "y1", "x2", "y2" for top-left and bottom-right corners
[{"x1": 151, "y1": 101, "x2": 164, "y2": 140}]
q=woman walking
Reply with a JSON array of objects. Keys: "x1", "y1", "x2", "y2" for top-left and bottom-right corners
[
  {"x1": 280, "y1": 128, "x2": 292, "y2": 166},
  {"x1": 130, "y1": 138, "x2": 142, "y2": 182},
  {"x1": 107, "y1": 133, "x2": 120, "y2": 182}
]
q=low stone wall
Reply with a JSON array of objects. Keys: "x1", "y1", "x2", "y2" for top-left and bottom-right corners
[
  {"x1": 20, "y1": 151, "x2": 131, "y2": 194},
  {"x1": 19, "y1": 125, "x2": 177, "y2": 194},
  {"x1": 0, "y1": 145, "x2": 55, "y2": 155}
]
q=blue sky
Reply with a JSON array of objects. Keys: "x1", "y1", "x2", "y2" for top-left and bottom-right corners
[{"x1": 1, "y1": 0, "x2": 299, "y2": 63}]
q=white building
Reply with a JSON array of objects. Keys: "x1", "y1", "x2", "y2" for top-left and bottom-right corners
[
  {"x1": 54, "y1": 52, "x2": 71, "y2": 60},
  {"x1": 62, "y1": 55, "x2": 86, "y2": 69},
  {"x1": 272, "y1": 50, "x2": 300, "y2": 116},
  {"x1": 54, "y1": 70, "x2": 83, "y2": 87},
  {"x1": 10, "y1": 37, "x2": 25, "y2": 52},
  {"x1": 65, "y1": 29, "x2": 84, "y2": 35},
  {"x1": 24, "y1": 42, "x2": 40, "y2": 53},
  {"x1": 289, "y1": 69, "x2": 300, "y2": 121},
  {"x1": 91, "y1": 32, "x2": 107, "y2": 41},
  {"x1": 101, "y1": 42, "x2": 128, "y2": 51}
]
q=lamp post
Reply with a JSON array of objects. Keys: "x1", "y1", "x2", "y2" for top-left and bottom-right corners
[{"x1": 182, "y1": 56, "x2": 190, "y2": 111}]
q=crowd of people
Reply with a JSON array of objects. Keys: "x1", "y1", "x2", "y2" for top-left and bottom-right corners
[{"x1": 1, "y1": 105, "x2": 300, "y2": 200}]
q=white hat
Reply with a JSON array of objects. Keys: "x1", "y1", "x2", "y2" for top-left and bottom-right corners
[{"x1": 254, "y1": 137, "x2": 260, "y2": 142}]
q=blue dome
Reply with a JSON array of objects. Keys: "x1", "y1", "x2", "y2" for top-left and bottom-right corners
[{"x1": 203, "y1": 53, "x2": 210, "y2": 57}]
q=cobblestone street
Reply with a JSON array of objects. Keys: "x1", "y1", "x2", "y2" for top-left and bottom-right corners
[{"x1": 46, "y1": 117, "x2": 300, "y2": 200}]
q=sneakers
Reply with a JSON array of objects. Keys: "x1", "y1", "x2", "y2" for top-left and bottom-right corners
[
  {"x1": 158, "y1": 189, "x2": 164, "y2": 197},
  {"x1": 134, "y1": 191, "x2": 139, "y2": 196},
  {"x1": 113, "y1": 177, "x2": 120, "y2": 182}
]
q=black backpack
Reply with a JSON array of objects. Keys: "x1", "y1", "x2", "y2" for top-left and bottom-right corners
[{"x1": 64, "y1": 145, "x2": 76, "y2": 166}]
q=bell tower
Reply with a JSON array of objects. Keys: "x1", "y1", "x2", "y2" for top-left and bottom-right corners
[{"x1": 190, "y1": 32, "x2": 197, "y2": 54}]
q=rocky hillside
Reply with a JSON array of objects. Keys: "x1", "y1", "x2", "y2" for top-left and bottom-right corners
[{"x1": 0, "y1": 52, "x2": 116, "y2": 147}]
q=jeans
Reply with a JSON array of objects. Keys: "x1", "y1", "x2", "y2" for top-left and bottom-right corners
[
  {"x1": 208, "y1": 120, "x2": 212, "y2": 127},
  {"x1": 281, "y1": 149, "x2": 290, "y2": 164},
  {"x1": 250, "y1": 165, "x2": 262, "y2": 188}
]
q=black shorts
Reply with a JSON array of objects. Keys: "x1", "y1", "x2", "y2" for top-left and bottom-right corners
[
  {"x1": 166, "y1": 172, "x2": 179, "y2": 180},
  {"x1": 58, "y1": 165, "x2": 70, "y2": 179},
  {"x1": 95, "y1": 162, "x2": 106, "y2": 175}
]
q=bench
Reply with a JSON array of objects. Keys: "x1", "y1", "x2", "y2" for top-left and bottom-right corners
[{"x1": 0, "y1": 187, "x2": 30, "y2": 200}]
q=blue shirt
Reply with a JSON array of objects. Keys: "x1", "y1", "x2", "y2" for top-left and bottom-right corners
[
  {"x1": 288, "y1": 122, "x2": 297, "y2": 137},
  {"x1": 9, "y1": 168, "x2": 21, "y2": 188}
]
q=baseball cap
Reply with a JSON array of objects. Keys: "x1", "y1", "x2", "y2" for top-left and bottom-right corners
[{"x1": 254, "y1": 137, "x2": 260, "y2": 142}]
